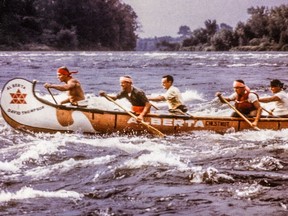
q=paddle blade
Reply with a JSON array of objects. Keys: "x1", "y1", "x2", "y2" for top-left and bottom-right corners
[{"x1": 142, "y1": 121, "x2": 165, "y2": 138}]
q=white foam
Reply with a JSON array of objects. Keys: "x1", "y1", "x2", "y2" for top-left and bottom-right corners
[
  {"x1": 15, "y1": 137, "x2": 64, "y2": 165},
  {"x1": 0, "y1": 186, "x2": 82, "y2": 202},
  {"x1": 182, "y1": 89, "x2": 205, "y2": 103},
  {"x1": 234, "y1": 183, "x2": 266, "y2": 198},
  {"x1": 250, "y1": 156, "x2": 284, "y2": 171},
  {"x1": 25, "y1": 155, "x2": 115, "y2": 179},
  {"x1": 0, "y1": 134, "x2": 67, "y2": 175},
  {"x1": 123, "y1": 150, "x2": 186, "y2": 169},
  {"x1": 0, "y1": 161, "x2": 19, "y2": 173},
  {"x1": 236, "y1": 129, "x2": 288, "y2": 142},
  {"x1": 189, "y1": 166, "x2": 234, "y2": 183},
  {"x1": 79, "y1": 136, "x2": 168, "y2": 154}
]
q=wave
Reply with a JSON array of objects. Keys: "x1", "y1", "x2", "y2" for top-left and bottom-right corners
[{"x1": 0, "y1": 186, "x2": 82, "y2": 202}]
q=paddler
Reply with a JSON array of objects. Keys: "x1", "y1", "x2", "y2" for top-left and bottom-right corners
[
  {"x1": 148, "y1": 75, "x2": 188, "y2": 114},
  {"x1": 259, "y1": 79, "x2": 288, "y2": 117},
  {"x1": 99, "y1": 75, "x2": 151, "y2": 122},
  {"x1": 216, "y1": 79, "x2": 262, "y2": 127},
  {"x1": 44, "y1": 66, "x2": 85, "y2": 105}
]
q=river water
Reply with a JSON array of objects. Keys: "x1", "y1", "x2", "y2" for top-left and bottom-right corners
[{"x1": 0, "y1": 51, "x2": 288, "y2": 215}]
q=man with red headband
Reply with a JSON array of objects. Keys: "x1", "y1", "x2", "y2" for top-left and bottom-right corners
[
  {"x1": 44, "y1": 66, "x2": 85, "y2": 105},
  {"x1": 99, "y1": 75, "x2": 151, "y2": 122},
  {"x1": 216, "y1": 79, "x2": 262, "y2": 127}
]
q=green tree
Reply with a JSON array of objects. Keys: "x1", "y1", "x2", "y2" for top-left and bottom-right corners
[
  {"x1": 36, "y1": 0, "x2": 138, "y2": 50},
  {"x1": 178, "y1": 25, "x2": 191, "y2": 37},
  {"x1": 0, "y1": 0, "x2": 138, "y2": 50},
  {"x1": 205, "y1": 19, "x2": 218, "y2": 37},
  {"x1": 268, "y1": 4, "x2": 288, "y2": 45},
  {"x1": 192, "y1": 28, "x2": 208, "y2": 44},
  {"x1": 0, "y1": 0, "x2": 40, "y2": 47},
  {"x1": 234, "y1": 21, "x2": 253, "y2": 46},
  {"x1": 182, "y1": 36, "x2": 200, "y2": 47},
  {"x1": 246, "y1": 6, "x2": 269, "y2": 39},
  {"x1": 211, "y1": 29, "x2": 234, "y2": 51},
  {"x1": 181, "y1": 20, "x2": 217, "y2": 49}
]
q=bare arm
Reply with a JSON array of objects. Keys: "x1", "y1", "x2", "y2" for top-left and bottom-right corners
[
  {"x1": 137, "y1": 102, "x2": 152, "y2": 122},
  {"x1": 148, "y1": 95, "x2": 165, "y2": 102},
  {"x1": 44, "y1": 80, "x2": 76, "y2": 91},
  {"x1": 251, "y1": 101, "x2": 262, "y2": 126},
  {"x1": 99, "y1": 91, "x2": 117, "y2": 100},
  {"x1": 215, "y1": 92, "x2": 232, "y2": 103},
  {"x1": 60, "y1": 98, "x2": 70, "y2": 104},
  {"x1": 259, "y1": 95, "x2": 280, "y2": 103}
]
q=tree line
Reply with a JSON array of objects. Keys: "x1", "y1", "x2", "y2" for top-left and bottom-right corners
[
  {"x1": 0, "y1": 0, "x2": 138, "y2": 51},
  {"x1": 164, "y1": 4, "x2": 288, "y2": 51},
  {"x1": 1, "y1": 1, "x2": 288, "y2": 51}
]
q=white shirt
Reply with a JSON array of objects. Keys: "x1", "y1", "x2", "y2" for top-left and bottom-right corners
[
  {"x1": 164, "y1": 86, "x2": 184, "y2": 110},
  {"x1": 273, "y1": 90, "x2": 288, "y2": 116}
]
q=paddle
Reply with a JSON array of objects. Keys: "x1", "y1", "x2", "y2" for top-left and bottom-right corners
[
  {"x1": 218, "y1": 94, "x2": 260, "y2": 131},
  {"x1": 47, "y1": 87, "x2": 58, "y2": 105},
  {"x1": 262, "y1": 107, "x2": 276, "y2": 117},
  {"x1": 169, "y1": 108, "x2": 192, "y2": 117},
  {"x1": 149, "y1": 101, "x2": 159, "y2": 110},
  {"x1": 103, "y1": 94, "x2": 165, "y2": 138}
]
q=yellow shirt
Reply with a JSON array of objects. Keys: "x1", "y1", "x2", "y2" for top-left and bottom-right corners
[{"x1": 164, "y1": 86, "x2": 184, "y2": 110}]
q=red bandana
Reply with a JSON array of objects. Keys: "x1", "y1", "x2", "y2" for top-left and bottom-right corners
[{"x1": 57, "y1": 67, "x2": 78, "y2": 76}]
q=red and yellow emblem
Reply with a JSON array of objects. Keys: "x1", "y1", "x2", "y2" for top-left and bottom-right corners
[{"x1": 10, "y1": 89, "x2": 27, "y2": 104}]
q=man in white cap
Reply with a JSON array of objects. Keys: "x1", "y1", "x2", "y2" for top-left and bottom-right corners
[{"x1": 99, "y1": 75, "x2": 151, "y2": 122}]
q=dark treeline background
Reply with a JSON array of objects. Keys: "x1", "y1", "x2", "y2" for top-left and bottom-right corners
[
  {"x1": 153, "y1": 4, "x2": 288, "y2": 51},
  {"x1": 0, "y1": 1, "x2": 288, "y2": 51},
  {"x1": 0, "y1": 0, "x2": 138, "y2": 51}
]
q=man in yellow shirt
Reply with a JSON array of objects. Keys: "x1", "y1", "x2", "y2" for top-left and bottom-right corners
[{"x1": 149, "y1": 75, "x2": 188, "y2": 113}]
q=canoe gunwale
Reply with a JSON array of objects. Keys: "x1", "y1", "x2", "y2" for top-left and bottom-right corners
[{"x1": 31, "y1": 80, "x2": 288, "y2": 122}]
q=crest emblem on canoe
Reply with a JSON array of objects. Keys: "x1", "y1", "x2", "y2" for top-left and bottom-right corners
[{"x1": 10, "y1": 89, "x2": 27, "y2": 104}]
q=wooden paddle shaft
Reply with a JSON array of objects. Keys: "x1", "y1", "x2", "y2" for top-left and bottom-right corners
[
  {"x1": 218, "y1": 94, "x2": 260, "y2": 131},
  {"x1": 262, "y1": 107, "x2": 274, "y2": 116},
  {"x1": 104, "y1": 95, "x2": 165, "y2": 138},
  {"x1": 149, "y1": 102, "x2": 159, "y2": 110},
  {"x1": 47, "y1": 88, "x2": 58, "y2": 105}
]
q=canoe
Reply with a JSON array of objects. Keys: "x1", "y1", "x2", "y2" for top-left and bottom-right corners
[{"x1": 1, "y1": 78, "x2": 288, "y2": 135}]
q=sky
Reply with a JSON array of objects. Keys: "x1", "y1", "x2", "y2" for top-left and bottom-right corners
[{"x1": 122, "y1": 0, "x2": 288, "y2": 38}]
